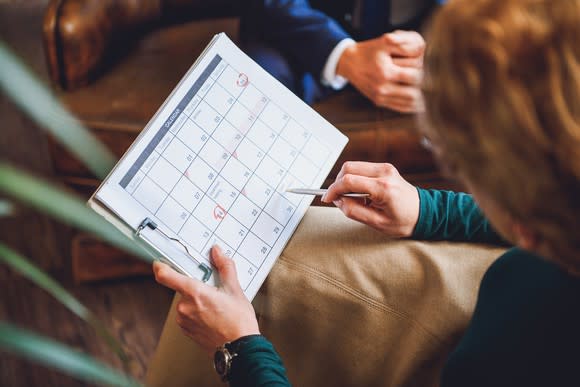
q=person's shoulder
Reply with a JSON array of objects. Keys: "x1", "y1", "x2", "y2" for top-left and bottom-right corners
[
  {"x1": 480, "y1": 247, "x2": 580, "y2": 301},
  {"x1": 480, "y1": 247, "x2": 580, "y2": 355},
  {"x1": 442, "y1": 247, "x2": 580, "y2": 387},
  {"x1": 483, "y1": 247, "x2": 567, "y2": 282}
]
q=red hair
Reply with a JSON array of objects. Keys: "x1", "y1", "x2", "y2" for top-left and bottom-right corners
[{"x1": 423, "y1": 0, "x2": 580, "y2": 271}]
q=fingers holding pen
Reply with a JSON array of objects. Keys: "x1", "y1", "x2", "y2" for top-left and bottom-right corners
[
  {"x1": 336, "y1": 161, "x2": 395, "y2": 180},
  {"x1": 324, "y1": 162, "x2": 399, "y2": 204},
  {"x1": 332, "y1": 196, "x2": 387, "y2": 229},
  {"x1": 322, "y1": 173, "x2": 379, "y2": 204},
  {"x1": 320, "y1": 162, "x2": 420, "y2": 238}
]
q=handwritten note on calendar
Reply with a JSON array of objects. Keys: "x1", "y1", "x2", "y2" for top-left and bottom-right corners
[{"x1": 93, "y1": 33, "x2": 347, "y2": 300}]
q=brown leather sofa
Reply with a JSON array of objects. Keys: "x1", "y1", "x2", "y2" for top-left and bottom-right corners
[{"x1": 42, "y1": 0, "x2": 455, "y2": 282}]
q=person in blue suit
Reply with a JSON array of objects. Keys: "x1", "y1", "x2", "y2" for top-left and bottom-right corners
[{"x1": 240, "y1": 0, "x2": 444, "y2": 112}]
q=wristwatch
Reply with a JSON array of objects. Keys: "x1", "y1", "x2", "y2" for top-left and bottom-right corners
[{"x1": 214, "y1": 335, "x2": 261, "y2": 382}]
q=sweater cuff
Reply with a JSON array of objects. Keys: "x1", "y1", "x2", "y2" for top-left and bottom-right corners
[
  {"x1": 411, "y1": 187, "x2": 434, "y2": 239},
  {"x1": 229, "y1": 335, "x2": 288, "y2": 386}
]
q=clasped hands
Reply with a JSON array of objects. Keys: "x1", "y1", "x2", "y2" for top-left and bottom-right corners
[
  {"x1": 336, "y1": 30, "x2": 426, "y2": 113},
  {"x1": 154, "y1": 162, "x2": 420, "y2": 355}
]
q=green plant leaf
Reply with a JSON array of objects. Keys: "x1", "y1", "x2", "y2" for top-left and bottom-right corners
[
  {"x1": 0, "y1": 199, "x2": 15, "y2": 217},
  {"x1": 0, "y1": 163, "x2": 155, "y2": 263},
  {"x1": 0, "y1": 40, "x2": 115, "y2": 179},
  {"x1": 0, "y1": 243, "x2": 90, "y2": 317},
  {"x1": 0, "y1": 321, "x2": 142, "y2": 387},
  {"x1": 0, "y1": 243, "x2": 130, "y2": 364}
]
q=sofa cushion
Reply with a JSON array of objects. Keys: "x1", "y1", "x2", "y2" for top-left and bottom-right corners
[{"x1": 146, "y1": 206, "x2": 504, "y2": 386}]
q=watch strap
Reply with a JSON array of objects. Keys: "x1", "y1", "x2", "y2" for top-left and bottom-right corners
[{"x1": 215, "y1": 334, "x2": 262, "y2": 382}]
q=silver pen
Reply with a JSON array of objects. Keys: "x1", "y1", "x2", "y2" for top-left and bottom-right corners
[{"x1": 286, "y1": 188, "x2": 369, "y2": 198}]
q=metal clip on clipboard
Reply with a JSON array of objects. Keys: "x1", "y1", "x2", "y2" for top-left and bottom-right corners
[{"x1": 135, "y1": 218, "x2": 213, "y2": 282}]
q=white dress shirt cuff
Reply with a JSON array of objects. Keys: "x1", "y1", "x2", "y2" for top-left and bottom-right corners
[{"x1": 321, "y1": 38, "x2": 356, "y2": 90}]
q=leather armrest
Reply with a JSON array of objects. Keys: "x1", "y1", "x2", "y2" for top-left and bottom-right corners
[
  {"x1": 42, "y1": 0, "x2": 242, "y2": 90},
  {"x1": 43, "y1": 0, "x2": 63, "y2": 88}
]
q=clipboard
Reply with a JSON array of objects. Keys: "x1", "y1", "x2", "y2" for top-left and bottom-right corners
[
  {"x1": 87, "y1": 33, "x2": 348, "y2": 299},
  {"x1": 87, "y1": 197, "x2": 214, "y2": 283}
]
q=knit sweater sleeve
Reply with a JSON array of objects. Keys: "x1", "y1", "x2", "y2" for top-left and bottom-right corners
[{"x1": 412, "y1": 188, "x2": 506, "y2": 245}]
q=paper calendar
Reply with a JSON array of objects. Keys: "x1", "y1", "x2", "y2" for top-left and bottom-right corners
[{"x1": 89, "y1": 33, "x2": 348, "y2": 300}]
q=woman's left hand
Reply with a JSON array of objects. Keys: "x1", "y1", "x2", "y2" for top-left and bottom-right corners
[{"x1": 153, "y1": 246, "x2": 260, "y2": 356}]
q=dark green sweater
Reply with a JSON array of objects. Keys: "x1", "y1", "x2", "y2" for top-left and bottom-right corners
[{"x1": 230, "y1": 189, "x2": 580, "y2": 387}]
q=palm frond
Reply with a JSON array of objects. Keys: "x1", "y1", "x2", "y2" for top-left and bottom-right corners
[
  {"x1": 0, "y1": 163, "x2": 154, "y2": 263},
  {"x1": 0, "y1": 243, "x2": 130, "y2": 364},
  {"x1": 0, "y1": 41, "x2": 115, "y2": 179},
  {"x1": 0, "y1": 321, "x2": 142, "y2": 387}
]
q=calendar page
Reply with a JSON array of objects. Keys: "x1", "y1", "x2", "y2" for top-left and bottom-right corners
[{"x1": 94, "y1": 33, "x2": 347, "y2": 300}]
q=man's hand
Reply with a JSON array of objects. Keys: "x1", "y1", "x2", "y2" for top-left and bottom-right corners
[
  {"x1": 322, "y1": 162, "x2": 420, "y2": 238},
  {"x1": 153, "y1": 246, "x2": 260, "y2": 356},
  {"x1": 336, "y1": 30, "x2": 425, "y2": 113}
]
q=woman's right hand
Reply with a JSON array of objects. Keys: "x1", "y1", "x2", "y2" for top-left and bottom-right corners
[{"x1": 322, "y1": 162, "x2": 420, "y2": 238}]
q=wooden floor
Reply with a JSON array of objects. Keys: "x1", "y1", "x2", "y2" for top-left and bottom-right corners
[{"x1": 0, "y1": 4, "x2": 174, "y2": 386}]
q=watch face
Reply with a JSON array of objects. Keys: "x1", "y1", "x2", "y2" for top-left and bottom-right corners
[{"x1": 214, "y1": 350, "x2": 227, "y2": 376}]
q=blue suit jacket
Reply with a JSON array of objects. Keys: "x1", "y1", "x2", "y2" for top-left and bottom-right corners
[{"x1": 240, "y1": 0, "x2": 445, "y2": 80}]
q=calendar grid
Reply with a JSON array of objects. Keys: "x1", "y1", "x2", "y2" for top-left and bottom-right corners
[
  {"x1": 241, "y1": 114, "x2": 318, "y2": 290},
  {"x1": 120, "y1": 54, "x2": 333, "y2": 290},
  {"x1": 195, "y1": 67, "x2": 293, "y2": 274},
  {"x1": 229, "y1": 117, "x2": 291, "y2": 273},
  {"x1": 174, "y1": 62, "x2": 245, "y2": 258}
]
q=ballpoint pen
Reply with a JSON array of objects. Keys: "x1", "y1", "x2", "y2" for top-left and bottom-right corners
[{"x1": 285, "y1": 188, "x2": 369, "y2": 198}]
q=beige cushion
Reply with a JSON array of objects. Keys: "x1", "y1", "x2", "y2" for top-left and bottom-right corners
[{"x1": 146, "y1": 207, "x2": 505, "y2": 386}]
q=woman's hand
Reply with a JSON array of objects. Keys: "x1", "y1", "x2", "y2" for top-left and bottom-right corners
[
  {"x1": 322, "y1": 162, "x2": 420, "y2": 238},
  {"x1": 153, "y1": 246, "x2": 260, "y2": 356}
]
